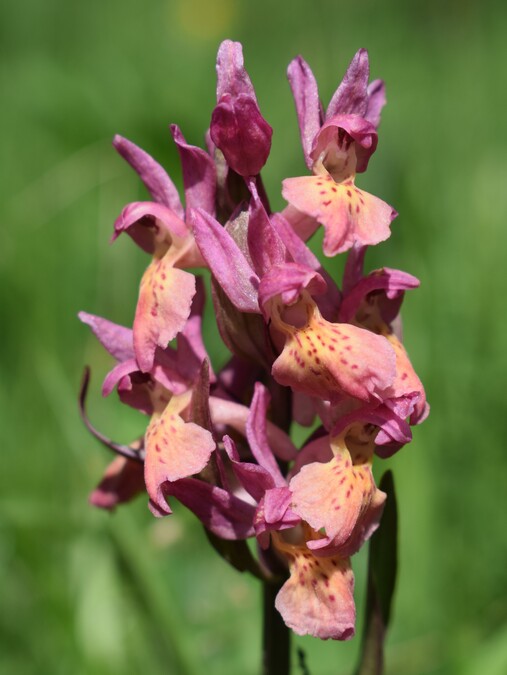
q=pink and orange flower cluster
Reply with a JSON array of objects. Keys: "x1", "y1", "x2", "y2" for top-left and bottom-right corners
[{"x1": 80, "y1": 41, "x2": 428, "y2": 641}]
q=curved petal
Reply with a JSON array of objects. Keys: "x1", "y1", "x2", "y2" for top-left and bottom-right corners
[
  {"x1": 385, "y1": 334, "x2": 428, "y2": 425},
  {"x1": 112, "y1": 201, "x2": 189, "y2": 255},
  {"x1": 190, "y1": 208, "x2": 260, "y2": 312},
  {"x1": 113, "y1": 135, "x2": 184, "y2": 218},
  {"x1": 208, "y1": 396, "x2": 297, "y2": 462},
  {"x1": 326, "y1": 48, "x2": 370, "y2": 119},
  {"x1": 170, "y1": 125, "x2": 216, "y2": 216},
  {"x1": 158, "y1": 477, "x2": 256, "y2": 539},
  {"x1": 365, "y1": 79, "x2": 386, "y2": 128},
  {"x1": 259, "y1": 263, "x2": 327, "y2": 316},
  {"x1": 102, "y1": 358, "x2": 139, "y2": 397},
  {"x1": 247, "y1": 191, "x2": 287, "y2": 276},
  {"x1": 216, "y1": 39, "x2": 258, "y2": 101},
  {"x1": 90, "y1": 456, "x2": 145, "y2": 511},
  {"x1": 339, "y1": 267, "x2": 420, "y2": 324},
  {"x1": 287, "y1": 56, "x2": 322, "y2": 169},
  {"x1": 246, "y1": 384, "x2": 286, "y2": 486},
  {"x1": 78, "y1": 312, "x2": 134, "y2": 362}
]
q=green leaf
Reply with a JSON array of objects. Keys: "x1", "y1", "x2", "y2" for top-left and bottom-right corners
[{"x1": 355, "y1": 470, "x2": 398, "y2": 675}]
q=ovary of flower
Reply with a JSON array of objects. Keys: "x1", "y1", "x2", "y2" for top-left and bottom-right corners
[
  {"x1": 270, "y1": 294, "x2": 397, "y2": 404},
  {"x1": 271, "y1": 529, "x2": 356, "y2": 640},
  {"x1": 282, "y1": 131, "x2": 396, "y2": 256},
  {"x1": 144, "y1": 388, "x2": 215, "y2": 515}
]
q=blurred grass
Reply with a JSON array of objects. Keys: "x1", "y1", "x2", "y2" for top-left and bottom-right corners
[{"x1": 2, "y1": 0, "x2": 507, "y2": 673}]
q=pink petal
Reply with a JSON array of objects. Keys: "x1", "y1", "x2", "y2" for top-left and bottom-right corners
[
  {"x1": 112, "y1": 201, "x2": 189, "y2": 255},
  {"x1": 189, "y1": 208, "x2": 260, "y2": 313},
  {"x1": 365, "y1": 79, "x2": 386, "y2": 128},
  {"x1": 258, "y1": 263, "x2": 327, "y2": 318},
  {"x1": 89, "y1": 457, "x2": 145, "y2": 511},
  {"x1": 246, "y1": 384, "x2": 286, "y2": 486},
  {"x1": 282, "y1": 174, "x2": 396, "y2": 256},
  {"x1": 247, "y1": 191, "x2": 287, "y2": 276},
  {"x1": 386, "y1": 333, "x2": 428, "y2": 425},
  {"x1": 216, "y1": 39, "x2": 258, "y2": 101},
  {"x1": 208, "y1": 396, "x2": 297, "y2": 462},
  {"x1": 144, "y1": 404, "x2": 215, "y2": 515},
  {"x1": 113, "y1": 135, "x2": 184, "y2": 218},
  {"x1": 78, "y1": 312, "x2": 134, "y2": 362},
  {"x1": 287, "y1": 55, "x2": 322, "y2": 169},
  {"x1": 274, "y1": 543, "x2": 355, "y2": 640},
  {"x1": 326, "y1": 48, "x2": 370, "y2": 120},
  {"x1": 133, "y1": 257, "x2": 196, "y2": 372},
  {"x1": 160, "y1": 477, "x2": 256, "y2": 538},
  {"x1": 170, "y1": 125, "x2": 216, "y2": 216}
]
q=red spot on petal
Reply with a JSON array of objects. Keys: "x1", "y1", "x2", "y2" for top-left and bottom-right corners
[
  {"x1": 328, "y1": 595, "x2": 336, "y2": 602},
  {"x1": 323, "y1": 200, "x2": 332, "y2": 206},
  {"x1": 340, "y1": 358, "x2": 348, "y2": 365}
]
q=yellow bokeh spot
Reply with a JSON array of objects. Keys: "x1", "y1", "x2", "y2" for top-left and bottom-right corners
[{"x1": 174, "y1": 0, "x2": 238, "y2": 41}]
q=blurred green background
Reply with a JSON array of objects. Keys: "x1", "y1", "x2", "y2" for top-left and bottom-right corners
[{"x1": 2, "y1": 0, "x2": 507, "y2": 673}]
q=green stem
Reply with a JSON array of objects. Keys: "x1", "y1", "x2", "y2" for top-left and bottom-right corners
[{"x1": 262, "y1": 579, "x2": 291, "y2": 675}]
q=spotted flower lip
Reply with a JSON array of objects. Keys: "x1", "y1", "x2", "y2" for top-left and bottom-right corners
[
  {"x1": 259, "y1": 264, "x2": 397, "y2": 404},
  {"x1": 273, "y1": 531, "x2": 356, "y2": 640}
]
